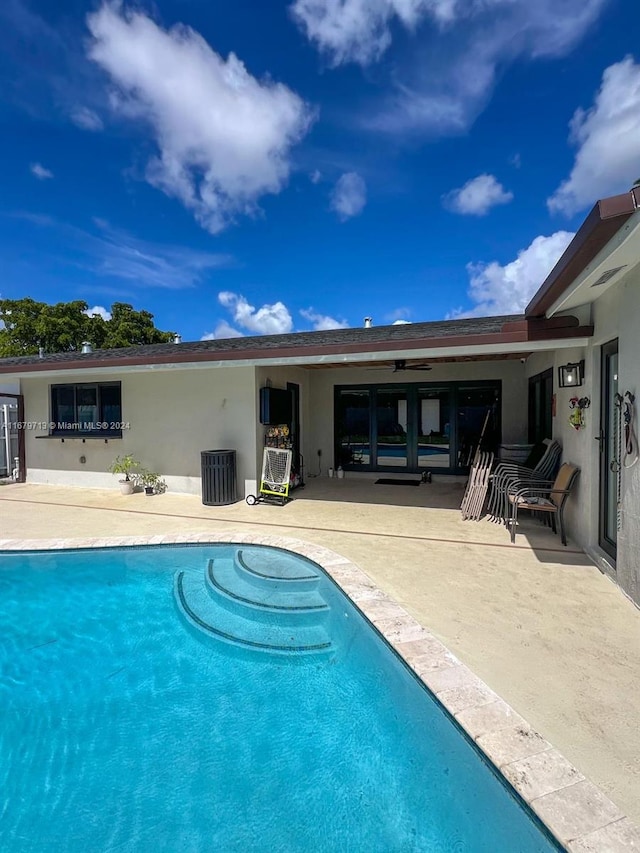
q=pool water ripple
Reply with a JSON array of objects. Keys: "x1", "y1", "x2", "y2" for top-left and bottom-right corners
[{"x1": 0, "y1": 545, "x2": 562, "y2": 852}]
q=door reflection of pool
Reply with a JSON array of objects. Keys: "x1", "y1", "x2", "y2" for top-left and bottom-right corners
[
  {"x1": 341, "y1": 444, "x2": 450, "y2": 468},
  {"x1": 336, "y1": 382, "x2": 500, "y2": 473}
]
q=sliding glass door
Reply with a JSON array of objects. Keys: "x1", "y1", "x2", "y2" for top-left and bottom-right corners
[
  {"x1": 335, "y1": 389, "x2": 371, "y2": 468},
  {"x1": 376, "y1": 389, "x2": 409, "y2": 467},
  {"x1": 417, "y1": 388, "x2": 451, "y2": 469},
  {"x1": 334, "y1": 381, "x2": 500, "y2": 474}
]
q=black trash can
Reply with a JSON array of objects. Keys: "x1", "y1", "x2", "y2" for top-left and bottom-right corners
[{"x1": 201, "y1": 450, "x2": 237, "y2": 506}]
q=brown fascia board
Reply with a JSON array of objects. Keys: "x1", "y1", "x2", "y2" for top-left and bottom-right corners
[
  {"x1": 525, "y1": 188, "x2": 640, "y2": 318},
  {"x1": 0, "y1": 318, "x2": 593, "y2": 375}
]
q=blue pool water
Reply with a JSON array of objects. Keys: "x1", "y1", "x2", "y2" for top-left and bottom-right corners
[{"x1": 0, "y1": 545, "x2": 561, "y2": 852}]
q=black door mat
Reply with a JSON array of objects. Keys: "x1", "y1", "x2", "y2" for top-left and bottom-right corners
[{"x1": 375, "y1": 478, "x2": 421, "y2": 486}]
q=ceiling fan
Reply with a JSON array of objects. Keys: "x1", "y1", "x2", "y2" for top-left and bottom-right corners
[
  {"x1": 365, "y1": 359, "x2": 433, "y2": 372},
  {"x1": 392, "y1": 359, "x2": 432, "y2": 372}
]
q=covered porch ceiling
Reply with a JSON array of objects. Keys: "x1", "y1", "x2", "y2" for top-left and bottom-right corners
[{"x1": 301, "y1": 351, "x2": 533, "y2": 370}]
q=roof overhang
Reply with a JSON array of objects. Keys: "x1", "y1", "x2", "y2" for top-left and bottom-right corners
[
  {"x1": 526, "y1": 188, "x2": 640, "y2": 318},
  {"x1": 0, "y1": 316, "x2": 593, "y2": 381}
]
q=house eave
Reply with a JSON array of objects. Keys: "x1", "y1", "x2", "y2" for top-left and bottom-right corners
[
  {"x1": 0, "y1": 322, "x2": 593, "y2": 382},
  {"x1": 525, "y1": 188, "x2": 640, "y2": 319}
]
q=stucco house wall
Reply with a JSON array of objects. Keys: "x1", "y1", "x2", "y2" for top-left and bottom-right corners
[
  {"x1": 599, "y1": 271, "x2": 640, "y2": 602},
  {"x1": 526, "y1": 345, "x2": 593, "y2": 548},
  {"x1": 22, "y1": 365, "x2": 257, "y2": 497},
  {"x1": 254, "y1": 365, "x2": 312, "y2": 485},
  {"x1": 526, "y1": 269, "x2": 640, "y2": 603}
]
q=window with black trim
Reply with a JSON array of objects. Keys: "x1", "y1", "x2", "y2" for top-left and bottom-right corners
[{"x1": 50, "y1": 383, "x2": 123, "y2": 436}]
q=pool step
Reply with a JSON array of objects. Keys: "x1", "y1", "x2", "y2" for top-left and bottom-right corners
[
  {"x1": 235, "y1": 548, "x2": 320, "y2": 584},
  {"x1": 174, "y1": 570, "x2": 333, "y2": 656},
  {"x1": 206, "y1": 559, "x2": 329, "y2": 614}
]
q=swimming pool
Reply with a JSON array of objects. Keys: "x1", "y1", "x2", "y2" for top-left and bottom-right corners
[{"x1": 1, "y1": 544, "x2": 562, "y2": 852}]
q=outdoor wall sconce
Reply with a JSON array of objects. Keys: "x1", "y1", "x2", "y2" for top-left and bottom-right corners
[{"x1": 558, "y1": 361, "x2": 585, "y2": 388}]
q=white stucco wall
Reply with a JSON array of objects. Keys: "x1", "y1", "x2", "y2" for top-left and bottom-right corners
[
  {"x1": 526, "y1": 346, "x2": 593, "y2": 548},
  {"x1": 307, "y1": 360, "x2": 529, "y2": 473},
  {"x1": 598, "y1": 273, "x2": 640, "y2": 602},
  {"x1": 527, "y1": 270, "x2": 640, "y2": 603},
  {"x1": 22, "y1": 366, "x2": 257, "y2": 498},
  {"x1": 254, "y1": 366, "x2": 312, "y2": 482}
]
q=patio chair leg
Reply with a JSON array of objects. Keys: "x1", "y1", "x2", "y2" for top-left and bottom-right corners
[
  {"x1": 558, "y1": 510, "x2": 567, "y2": 546},
  {"x1": 510, "y1": 504, "x2": 518, "y2": 543}
]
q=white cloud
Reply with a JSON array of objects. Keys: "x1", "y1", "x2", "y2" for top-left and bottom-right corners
[
  {"x1": 548, "y1": 57, "x2": 640, "y2": 216},
  {"x1": 30, "y1": 162, "x2": 53, "y2": 180},
  {"x1": 331, "y1": 172, "x2": 367, "y2": 220},
  {"x1": 453, "y1": 231, "x2": 575, "y2": 317},
  {"x1": 291, "y1": 0, "x2": 456, "y2": 67},
  {"x1": 392, "y1": 319, "x2": 412, "y2": 325},
  {"x1": 385, "y1": 306, "x2": 411, "y2": 323},
  {"x1": 84, "y1": 305, "x2": 112, "y2": 321},
  {"x1": 201, "y1": 321, "x2": 245, "y2": 341},
  {"x1": 300, "y1": 308, "x2": 349, "y2": 330},
  {"x1": 218, "y1": 292, "x2": 293, "y2": 335},
  {"x1": 71, "y1": 106, "x2": 104, "y2": 131},
  {"x1": 309, "y1": 169, "x2": 323, "y2": 184},
  {"x1": 293, "y1": 1, "x2": 607, "y2": 137},
  {"x1": 15, "y1": 212, "x2": 230, "y2": 289},
  {"x1": 443, "y1": 173, "x2": 513, "y2": 216},
  {"x1": 87, "y1": 3, "x2": 314, "y2": 234}
]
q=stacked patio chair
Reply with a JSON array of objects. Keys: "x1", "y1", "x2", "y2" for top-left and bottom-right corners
[
  {"x1": 460, "y1": 450, "x2": 494, "y2": 520},
  {"x1": 488, "y1": 439, "x2": 562, "y2": 525},
  {"x1": 506, "y1": 462, "x2": 580, "y2": 545}
]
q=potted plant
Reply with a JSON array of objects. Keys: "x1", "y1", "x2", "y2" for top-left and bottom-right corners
[
  {"x1": 109, "y1": 454, "x2": 140, "y2": 495},
  {"x1": 137, "y1": 469, "x2": 167, "y2": 496}
]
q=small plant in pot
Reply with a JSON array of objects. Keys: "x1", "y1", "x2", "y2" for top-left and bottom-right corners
[
  {"x1": 109, "y1": 454, "x2": 140, "y2": 495},
  {"x1": 137, "y1": 469, "x2": 167, "y2": 496}
]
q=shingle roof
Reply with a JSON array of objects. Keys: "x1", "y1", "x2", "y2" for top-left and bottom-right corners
[{"x1": 0, "y1": 314, "x2": 525, "y2": 371}]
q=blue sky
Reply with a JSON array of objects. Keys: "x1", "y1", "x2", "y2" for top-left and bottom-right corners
[{"x1": 0, "y1": 0, "x2": 638, "y2": 340}]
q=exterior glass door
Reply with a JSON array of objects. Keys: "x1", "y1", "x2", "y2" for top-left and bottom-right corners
[
  {"x1": 417, "y1": 388, "x2": 451, "y2": 469},
  {"x1": 336, "y1": 389, "x2": 371, "y2": 468},
  {"x1": 376, "y1": 389, "x2": 409, "y2": 467},
  {"x1": 456, "y1": 385, "x2": 500, "y2": 468},
  {"x1": 334, "y1": 381, "x2": 501, "y2": 474},
  {"x1": 600, "y1": 340, "x2": 619, "y2": 559}
]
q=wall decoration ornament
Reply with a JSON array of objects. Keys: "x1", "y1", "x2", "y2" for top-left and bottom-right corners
[{"x1": 569, "y1": 396, "x2": 590, "y2": 430}]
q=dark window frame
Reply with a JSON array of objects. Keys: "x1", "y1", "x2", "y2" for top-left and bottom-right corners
[
  {"x1": 599, "y1": 339, "x2": 619, "y2": 560},
  {"x1": 528, "y1": 368, "x2": 554, "y2": 445},
  {"x1": 50, "y1": 382, "x2": 123, "y2": 437},
  {"x1": 334, "y1": 379, "x2": 502, "y2": 474}
]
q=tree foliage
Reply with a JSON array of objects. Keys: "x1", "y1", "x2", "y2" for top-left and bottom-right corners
[{"x1": 0, "y1": 298, "x2": 175, "y2": 357}]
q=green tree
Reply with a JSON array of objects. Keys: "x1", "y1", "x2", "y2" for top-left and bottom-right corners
[
  {"x1": 100, "y1": 303, "x2": 175, "y2": 348},
  {"x1": 0, "y1": 298, "x2": 174, "y2": 357}
]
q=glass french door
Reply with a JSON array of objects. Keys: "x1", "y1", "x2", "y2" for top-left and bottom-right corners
[
  {"x1": 417, "y1": 388, "x2": 451, "y2": 469},
  {"x1": 376, "y1": 388, "x2": 409, "y2": 467},
  {"x1": 334, "y1": 382, "x2": 500, "y2": 473},
  {"x1": 599, "y1": 340, "x2": 619, "y2": 559}
]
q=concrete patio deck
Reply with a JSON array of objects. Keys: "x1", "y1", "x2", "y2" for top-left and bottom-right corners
[{"x1": 1, "y1": 478, "x2": 639, "y2": 830}]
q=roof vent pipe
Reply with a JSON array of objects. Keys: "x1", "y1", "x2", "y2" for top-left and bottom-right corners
[
  {"x1": 173, "y1": 334, "x2": 182, "y2": 344},
  {"x1": 364, "y1": 317, "x2": 373, "y2": 328},
  {"x1": 81, "y1": 342, "x2": 93, "y2": 354}
]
